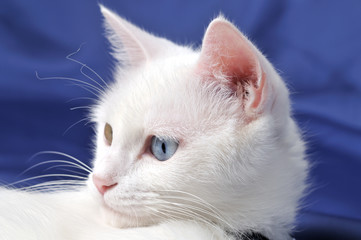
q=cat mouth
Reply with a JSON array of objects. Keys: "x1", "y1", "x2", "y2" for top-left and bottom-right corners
[{"x1": 96, "y1": 190, "x2": 162, "y2": 227}]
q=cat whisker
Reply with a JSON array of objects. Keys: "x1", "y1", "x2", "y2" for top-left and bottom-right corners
[
  {"x1": 70, "y1": 106, "x2": 93, "y2": 111},
  {"x1": 144, "y1": 206, "x2": 224, "y2": 240},
  {"x1": 157, "y1": 193, "x2": 221, "y2": 216},
  {"x1": 66, "y1": 82, "x2": 102, "y2": 97},
  {"x1": 157, "y1": 189, "x2": 223, "y2": 218},
  {"x1": 156, "y1": 203, "x2": 221, "y2": 233},
  {"x1": 158, "y1": 202, "x2": 205, "y2": 221},
  {"x1": 147, "y1": 199, "x2": 212, "y2": 223},
  {"x1": 35, "y1": 72, "x2": 105, "y2": 96},
  {"x1": 5, "y1": 173, "x2": 87, "y2": 189},
  {"x1": 66, "y1": 96, "x2": 96, "y2": 103},
  {"x1": 39, "y1": 179, "x2": 85, "y2": 186},
  {"x1": 30, "y1": 151, "x2": 92, "y2": 172},
  {"x1": 63, "y1": 117, "x2": 91, "y2": 135},
  {"x1": 17, "y1": 179, "x2": 86, "y2": 192},
  {"x1": 22, "y1": 181, "x2": 85, "y2": 192},
  {"x1": 79, "y1": 64, "x2": 107, "y2": 91},
  {"x1": 131, "y1": 205, "x2": 139, "y2": 228},
  {"x1": 135, "y1": 209, "x2": 140, "y2": 228},
  {"x1": 18, "y1": 159, "x2": 92, "y2": 178},
  {"x1": 67, "y1": 97, "x2": 97, "y2": 115},
  {"x1": 144, "y1": 205, "x2": 178, "y2": 224},
  {"x1": 156, "y1": 189, "x2": 234, "y2": 230},
  {"x1": 157, "y1": 198, "x2": 232, "y2": 230},
  {"x1": 42, "y1": 165, "x2": 89, "y2": 177},
  {"x1": 22, "y1": 184, "x2": 82, "y2": 193},
  {"x1": 66, "y1": 44, "x2": 109, "y2": 90},
  {"x1": 157, "y1": 197, "x2": 233, "y2": 231}
]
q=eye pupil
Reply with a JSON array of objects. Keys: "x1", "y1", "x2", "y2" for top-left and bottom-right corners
[
  {"x1": 150, "y1": 136, "x2": 178, "y2": 161},
  {"x1": 161, "y1": 143, "x2": 166, "y2": 153}
]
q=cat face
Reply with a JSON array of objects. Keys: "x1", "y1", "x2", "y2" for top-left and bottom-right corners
[
  {"x1": 87, "y1": 6, "x2": 307, "y2": 236},
  {"x1": 90, "y1": 57, "x2": 244, "y2": 228}
]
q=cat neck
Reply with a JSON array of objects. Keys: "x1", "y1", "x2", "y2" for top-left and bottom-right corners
[{"x1": 229, "y1": 231, "x2": 292, "y2": 240}]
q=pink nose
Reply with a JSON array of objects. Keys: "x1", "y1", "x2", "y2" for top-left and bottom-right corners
[{"x1": 92, "y1": 174, "x2": 118, "y2": 195}]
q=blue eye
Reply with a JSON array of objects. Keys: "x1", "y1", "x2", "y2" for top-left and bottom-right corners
[{"x1": 150, "y1": 136, "x2": 178, "y2": 161}]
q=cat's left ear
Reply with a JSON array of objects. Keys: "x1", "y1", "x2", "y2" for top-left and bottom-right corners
[
  {"x1": 198, "y1": 17, "x2": 270, "y2": 118},
  {"x1": 100, "y1": 5, "x2": 171, "y2": 67}
]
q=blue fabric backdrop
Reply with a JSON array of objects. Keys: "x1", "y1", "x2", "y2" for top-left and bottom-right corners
[{"x1": 0, "y1": 0, "x2": 360, "y2": 238}]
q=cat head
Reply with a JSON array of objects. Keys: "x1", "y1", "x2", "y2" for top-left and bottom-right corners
[{"x1": 88, "y1": 5, "x2": 308, "y2": 239}]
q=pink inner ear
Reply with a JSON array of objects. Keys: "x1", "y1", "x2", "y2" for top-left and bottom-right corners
[
  {"x1": 203, "y1": 22, "x2": 258, "y2": 82},
  {"x1": 197, "y1": 18, "x2": 265, "y2": 111}
]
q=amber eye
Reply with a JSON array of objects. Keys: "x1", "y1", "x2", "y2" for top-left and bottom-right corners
[{"x1": 104, "y1": 123, "x2": 113, "y2": 146}]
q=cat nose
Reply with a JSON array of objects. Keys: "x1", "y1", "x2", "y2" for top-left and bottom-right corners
[{"x1": 92, "y1": 174, "x2": 118, "y2": 195}]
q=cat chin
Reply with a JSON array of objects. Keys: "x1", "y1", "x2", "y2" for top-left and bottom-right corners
[{"x1": 100, "y1": 203, "x2": 157, "y2": 228}]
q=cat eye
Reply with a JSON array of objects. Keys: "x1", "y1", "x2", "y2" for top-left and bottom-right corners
[
  {"x1": 150, "y1": 136, "x2": 178, "y2": 161},
  {"x1": 104, "y1": 123, "x2": 113, "y2": 146}
]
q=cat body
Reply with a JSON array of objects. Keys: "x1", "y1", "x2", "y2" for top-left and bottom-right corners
[
  {"x1": 0, "y1": 188, "x2": 227, "y2": 240},
  {"x1": 0, "y1": 5, "x2": 308, "y2": 240}
]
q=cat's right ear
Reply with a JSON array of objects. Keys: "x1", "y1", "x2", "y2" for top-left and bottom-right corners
[
  {"x1": 197, "y1": 17, "x2": 272, "y2": 120},
  {"x1": 99, "y1": 5, "x2": 167, "y2": 67}
]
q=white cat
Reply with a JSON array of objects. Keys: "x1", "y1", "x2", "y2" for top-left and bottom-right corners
[{"x1": 0, "y1": 5, "x2": 308, "y2": 240}]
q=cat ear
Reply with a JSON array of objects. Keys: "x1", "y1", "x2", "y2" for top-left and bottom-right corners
[
  {"x1": 198, "y1": 17, "x2": 268, "y2": 116},
  {"x1": 100, "y1": 5, "x2": 166, "y2": 67}
]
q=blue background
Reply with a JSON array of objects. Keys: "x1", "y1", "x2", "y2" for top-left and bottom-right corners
[{"x1": 0, "y1": 0, "x2": 360, "y2": 238}]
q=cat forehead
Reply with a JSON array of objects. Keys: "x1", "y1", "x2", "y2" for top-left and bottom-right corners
[
  {"x1": 96, "y1": 53, "x2": 240, "y2": 136},
  {"x1": 109, "y1": 66, "x2": 191, "y2": 123},
  {"x1": 110, "y1": 54, "x2": 197, "y2": 107}
]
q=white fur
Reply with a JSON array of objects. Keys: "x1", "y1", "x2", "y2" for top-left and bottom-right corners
[
  {"x1": 0, "y1": 5, "x2": 307, "y2": 240},
  {"x1": 0, "y1": 188, "x2": 229, "y2": 240}
]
